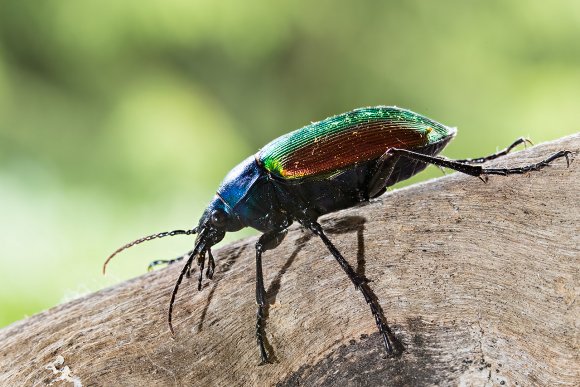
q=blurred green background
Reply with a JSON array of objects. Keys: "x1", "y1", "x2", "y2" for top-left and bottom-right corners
[{"x1": 0, "y1": 0, "x2": 578, "y2": 327}]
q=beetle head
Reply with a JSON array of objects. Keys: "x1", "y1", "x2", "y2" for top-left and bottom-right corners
[
  {"x1": 102, "y1": 195, "x2": 245, "y2": 334},
  {"x1": 196, "y1": 195, "x2": 243, "y2": 241}
]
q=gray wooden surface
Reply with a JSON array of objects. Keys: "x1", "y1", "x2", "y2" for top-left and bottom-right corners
[{"x1": 0, "y1": 134, "x2": 578, "y2": 387}]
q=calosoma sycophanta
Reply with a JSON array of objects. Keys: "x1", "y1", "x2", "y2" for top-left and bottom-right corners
[{"x1": 103, "y1": 106, "x2": 572, "y2": 364}]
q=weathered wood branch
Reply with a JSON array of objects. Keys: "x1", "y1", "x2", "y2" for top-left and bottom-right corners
[{"x1": 0, "y1": 135, "x2": 578, "y2": 386}]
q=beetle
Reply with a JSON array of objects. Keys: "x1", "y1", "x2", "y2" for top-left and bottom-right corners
[{"x1": 103, "y1": 106, "x2": 572, "y2": 364}]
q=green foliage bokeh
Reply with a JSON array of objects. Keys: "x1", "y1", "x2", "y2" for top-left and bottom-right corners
[{"x1": 0, "y1": 0, "x2": 578, "y2": 327}]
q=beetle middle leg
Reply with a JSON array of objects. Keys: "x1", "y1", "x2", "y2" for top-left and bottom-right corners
[
  {"x1": 306, "y1": 221, "x2": 400, "y2": 357},
  {"x1": 255, "y1": 229, "x2": 288, "y2": 364}
]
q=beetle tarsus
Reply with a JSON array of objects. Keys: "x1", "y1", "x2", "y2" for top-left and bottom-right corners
[
  {"x1": 256, "y1": 303, "x2": 270, "y2": 365},
  {"x1": 480, "y1": 150, "x2": 573, "y2": 176}
]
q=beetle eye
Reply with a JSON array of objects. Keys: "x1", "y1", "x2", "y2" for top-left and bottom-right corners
[{"x1": 210, "y1": 210, "x2": 227, "y2": 227}]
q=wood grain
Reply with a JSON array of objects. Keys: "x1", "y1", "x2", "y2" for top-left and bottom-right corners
[{"x1": 0, "y1": 134, "x2": 578, "y2": 387}]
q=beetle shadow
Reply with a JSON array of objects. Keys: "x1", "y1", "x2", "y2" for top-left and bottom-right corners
[
  {"x1": 261, "y1": 215, "x2": 402, "y2": 361},
  {"x1": 325, "y1": 215, "x2": 368, "y2": 282},
  {"x1": 264, "y1": 216, "x2": 369, "y2": 309},
  {"x1": 194, "y1": 235, "x2": 313, "y2": 363},
  {"x1": 195, "y1": 215, "x2": 402, "y2": 361},
  {"x1": 265, "y1": 232, "x2": 313, "y2": 304},
  {"x1": 261, "y1": 232, "x2": 313, "y2": 362}
]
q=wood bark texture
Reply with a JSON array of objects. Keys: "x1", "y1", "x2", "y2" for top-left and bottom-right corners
[{"x1": 0, "y1": 134, "x2": 578, "y2": 387}]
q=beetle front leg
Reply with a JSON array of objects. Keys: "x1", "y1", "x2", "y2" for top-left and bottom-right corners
[
  {"x1": 255, "y1": 229, "x2": 288, "y2": 365},
  {"x1": 147, "y1": 251, "x2": 191, "y2": 272},
  {"x1": 306, "y1": 221, "x2": 401, "y2": 357}
]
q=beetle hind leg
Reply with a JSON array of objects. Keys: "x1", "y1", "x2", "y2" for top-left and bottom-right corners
[{"x1": 383, "y1": 148, "x2": 572, "y2": 179}]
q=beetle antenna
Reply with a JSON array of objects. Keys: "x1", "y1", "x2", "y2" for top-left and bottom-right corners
[
  {"x1": 168, "y1": 241, "x2": 206, "y2": 334},
  {"x1": 102, "y1": 228, "x2": 197, "y2": 274}
]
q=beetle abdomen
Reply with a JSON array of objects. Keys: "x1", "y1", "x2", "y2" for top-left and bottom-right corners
[{"x1": 258, "y1": 106, "x2": 455, "y2": 180}]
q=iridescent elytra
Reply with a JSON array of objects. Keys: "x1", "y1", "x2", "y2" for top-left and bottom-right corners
[{"x1": 103, "y1": 106, "x2": 572, "y2": 364}]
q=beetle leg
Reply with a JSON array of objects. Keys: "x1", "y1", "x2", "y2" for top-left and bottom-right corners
[
  {"x1": 147, "y1": 251, "x2": 192, "y2": 272},
  {"x1": 306, "y1": 221, "x2": 401, "y2": 357},
  {"x1": 255, "y1": 229, "x2": 288, "y2": 365},
  {"x1": 148, "y1": 248, "x2": 216, "y2": 282},
  {"x1": 384, "y1": 148, "x2": 572, "y2": 178},
  {"x1": 196, "y1": 251, "x2": 206, "y2": 291},
  {"x1": 206, "y1": 249, "x2": 216, "y2": 279},
  {"x1": 454, "y1": 137, "x2": 533, "y2": 164},
  {"x1": 367, "y1": 152, "x2": 399, "y2": 198}
]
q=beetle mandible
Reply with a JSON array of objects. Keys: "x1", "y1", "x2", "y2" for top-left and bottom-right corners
[{"x1": 103, "y1": 106, "x2": 572, "y2": 364}]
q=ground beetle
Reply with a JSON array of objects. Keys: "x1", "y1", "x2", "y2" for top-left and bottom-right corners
[{"x1": 104, "y1": 106, "x2": 572, "y2": 364}]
